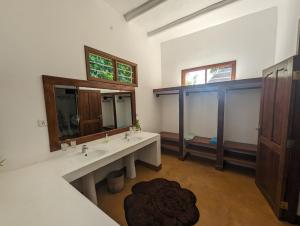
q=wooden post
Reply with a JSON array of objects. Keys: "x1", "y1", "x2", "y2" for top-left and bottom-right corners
[
  {"x1": 112, "y1": 94, "x2": 118, "y2": 128},
  {"x1": 297, "y1": 19, "x2": 300, "y2": 55},
  {"x1": 216, "y1": 88, "x2": 225, "y2": 169},
  {"x1": 179, "y1": 88, "x2": 187, "y2": 160}
]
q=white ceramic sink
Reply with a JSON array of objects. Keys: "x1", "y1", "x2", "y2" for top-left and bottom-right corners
[{"x1": 84, "y1": 149, "x2": 108, "y2": 159}]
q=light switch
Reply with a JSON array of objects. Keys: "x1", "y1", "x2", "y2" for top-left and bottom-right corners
[{"x1": 37, "y1": 120, "x2": 48, "y2": 127}]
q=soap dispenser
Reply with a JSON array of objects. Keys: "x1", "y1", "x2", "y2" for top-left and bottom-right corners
[{"x1": 105, "y1": 133, "x2": 109, "y2": 143}]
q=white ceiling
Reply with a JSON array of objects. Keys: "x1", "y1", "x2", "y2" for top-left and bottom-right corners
[
  {"x1": 104, "y1": 0, "x2": 149, "y2": 14},
  {"x1": 104, "y1": 0, "x2": 279, "y2": 42},
  {"x1": 130, "y1": 0, "x2": 223, "y2": 31}
]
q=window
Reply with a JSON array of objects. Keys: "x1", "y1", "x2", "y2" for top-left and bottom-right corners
[
  {"x1": 89, "y1": 53, "x2": 114, "y2": 81},
  {"x1": 117, "y1": 62, "x2": 134, "y2": 84},
  {"x1": 85, "y1": 46, "x2": 138, "y2": 86},
  {"x1": 181, "y1": 61, "x2": 236, "y2": 86}
]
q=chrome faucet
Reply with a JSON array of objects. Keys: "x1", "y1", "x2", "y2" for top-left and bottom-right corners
[
  {"x1": 125, "y1": 132, "x2": 130, "y2": 141},
  {"x1": 82, "y1": 145, "x2": 88, "y2": 155}
]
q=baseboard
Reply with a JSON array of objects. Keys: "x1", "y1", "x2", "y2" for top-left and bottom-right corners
[{"x1": 135, "y1": 160, "x2": 162, "y2": 171}]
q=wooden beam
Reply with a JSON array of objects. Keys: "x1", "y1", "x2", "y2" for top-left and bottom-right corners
[
  {"x1": 124, "y1": 0, "x2": 167, "y2": 22},
  {"x1": 147, "y1": 0, "x2": 240, "y2": 36},
  {"x1": 112, "y1": 94, "x2": 118, "y2": 128},
  {"x1": 216, "y1": 88, "x2": 225, "y2": 169},
  {"x1": 179, "y1": 88, "x2": 187, "y2": 160},
  {"x1": 297, "y1": 19, "x2": 300, "y2": 55}
]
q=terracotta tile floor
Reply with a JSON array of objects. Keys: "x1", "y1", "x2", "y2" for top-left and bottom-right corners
[{"x1": 97, "y1": 153, "x2": 292, "y2": 226}]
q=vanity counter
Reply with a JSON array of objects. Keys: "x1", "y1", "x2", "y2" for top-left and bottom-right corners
[{"x1": 0, "y1": 131, "x2": 161, "y2": 226}]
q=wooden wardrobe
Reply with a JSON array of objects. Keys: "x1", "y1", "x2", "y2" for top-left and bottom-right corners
[{"x1": 256, "y1": 55, "x2": 300, "y2": 223}]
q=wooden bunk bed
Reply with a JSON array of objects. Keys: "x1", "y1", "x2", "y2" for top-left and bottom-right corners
[{"x1": 154, "y1": 78, "x2": 262, "y2": 170}]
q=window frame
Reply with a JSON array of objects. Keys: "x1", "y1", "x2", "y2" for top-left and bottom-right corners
[
  {"x1": 181, "y1": 61, "x2": 236, "y2": 86},
  {"x1": 85, "y1": 46, "x2": 138, "y2": 87}
]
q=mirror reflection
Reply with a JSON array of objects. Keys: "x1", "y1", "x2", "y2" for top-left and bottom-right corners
[
  {"x1": 54, "y1": 86, "x2": 133, "y2": 141},
  {"x1": 115, "y1": 93, "x2": 132, "y2": 128}
]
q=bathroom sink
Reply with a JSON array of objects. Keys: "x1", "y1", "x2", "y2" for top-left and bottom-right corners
[{"x1": 83, "y1": 149, "x2": 108, "y2": 159}]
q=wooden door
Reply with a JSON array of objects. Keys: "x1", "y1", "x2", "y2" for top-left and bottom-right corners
[
  {"x1": 78, "y1": 90, "x2": 103, "y2": 136},
  {"x1": 256, "y1": 58, "x2": 294, "y2": 217},
  {"x1": 286, "y1": 80, "x2": 300, "y2": 222}
]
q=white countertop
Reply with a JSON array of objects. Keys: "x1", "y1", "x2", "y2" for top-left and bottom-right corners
[{"x1": 0, "y1": 131, "x2": 160, "y2": 226}]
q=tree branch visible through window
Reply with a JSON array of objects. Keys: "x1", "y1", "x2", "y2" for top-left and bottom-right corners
[{"x1": 181, "y1": 61, "x2": 236, "y2": 86}]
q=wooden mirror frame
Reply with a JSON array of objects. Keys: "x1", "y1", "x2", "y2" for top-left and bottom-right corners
[{"x1": 42, "y1": 75, "x2": 137, "y2": 152}]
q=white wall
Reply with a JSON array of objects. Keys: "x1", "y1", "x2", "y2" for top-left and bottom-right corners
[
  {"x1": 160, "y1": 95, "x2": 179, "y2": 133},
  {"x1": 275, "y1": 0, "x2": 300, "y2": 62},
  {"x1": 224, "y1": 89, "x2": 261, "y2": 144},
  {"x1": 185, "y1": 92, "x2": 218, "y2": 138},
  {"x1": 160, "y1": 8, "x2": 276, "y2": 143},
  {"x1": 0, "y1": 0, "x2": 161, "y2": 171},
  {"x1": 161, "y1": 8, "x2": 277, "y2": 86}
]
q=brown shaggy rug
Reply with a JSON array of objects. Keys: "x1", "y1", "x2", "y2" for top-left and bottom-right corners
[{"x1": 124, "y1": 178, "x2": 200, "y2": 226}]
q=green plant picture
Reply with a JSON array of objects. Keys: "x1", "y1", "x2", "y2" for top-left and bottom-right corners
[
  {"x1": 89, "y1": 53, "x2": 114, "y2": 80},
  {"x1": 117, "y1": 62, "x2": 133, "y2": 84}
]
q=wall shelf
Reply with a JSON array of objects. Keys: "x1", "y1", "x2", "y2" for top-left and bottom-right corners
[
  {"x1": 185, "y1": 136, "x2": 217, "y2": 161},
  {"x1": 185, "y1": 136, "x2": 217, "y2": 150},
  {"x1": 223, "y1": 156, "x2": 256, "y2": 169},
  {"x1": 223, "y1": 140, "x2": 257, "y2": 170},
  {"x1": 155, "y1": 77, "x2": 262, "y2": 170},
  {"x1": 185, "y1": 147, "x2": 216, "y2": 161},
  {"x1": 153, "y1": 78, "x2": 262, "y2": 96},
  {"x1": 153, "y1": 87, "x2": 181, "y2": 96},
  {"x1": 185, "y1": 78, "x2": 262, "y2": 94},
  {"x1": 161, "y1": 143, "x2": 179, "y2": 152},
  {"x1": 159, "y1": 133, "x2": 257, "y2": 170},
  {"x1": 160, "y1": 131, "x2": 180, "y2": 142},
  {"x1": 160, "y1": 132, "x2": 180, "y2": 153},
  {"x1": 223, "y1": 141, "x2": 257, "y2": 154}
]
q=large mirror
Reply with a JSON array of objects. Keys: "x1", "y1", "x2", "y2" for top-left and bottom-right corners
[{"x1": 43, "y1": 76, "x2": 136, "y2": 151}]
